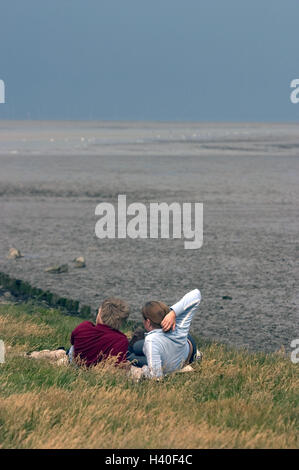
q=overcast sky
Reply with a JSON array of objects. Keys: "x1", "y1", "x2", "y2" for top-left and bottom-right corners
[{"x1": 0, "y1": 0, "x2": 298, "y2": 121}]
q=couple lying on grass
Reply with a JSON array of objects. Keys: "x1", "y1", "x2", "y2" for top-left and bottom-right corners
[{"x1": 68, "y1": 288, "x2": 202, "y2": 380}]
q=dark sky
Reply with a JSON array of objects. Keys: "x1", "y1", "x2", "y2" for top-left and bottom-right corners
[{"x1": 0, "y1": 0, "x2": 299, "y2": 121}]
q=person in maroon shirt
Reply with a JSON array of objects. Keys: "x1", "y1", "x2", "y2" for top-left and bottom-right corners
[{"x1": 69, "y1": 297, "x2": 146, "y2": 368}]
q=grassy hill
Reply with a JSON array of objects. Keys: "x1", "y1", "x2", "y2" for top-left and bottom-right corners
[{"x1": 0, "y1": 299, "x2": 298, "y2": 449}]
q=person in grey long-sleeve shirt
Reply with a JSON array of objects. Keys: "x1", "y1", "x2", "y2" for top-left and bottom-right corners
[{"x1": 140, "y1": 288, "x2": 201, "y2": 379}]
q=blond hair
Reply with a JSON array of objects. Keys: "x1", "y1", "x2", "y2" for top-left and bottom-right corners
[{"x1": 99, "y1": 297, "x2": 130, "y2": 330}]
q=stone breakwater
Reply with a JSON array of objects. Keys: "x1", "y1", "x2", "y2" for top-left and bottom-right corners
[{"x1": 0, "y1": 271, "x2": 92, "y2": 319}]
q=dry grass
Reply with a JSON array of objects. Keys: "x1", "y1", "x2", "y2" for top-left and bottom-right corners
[
  {"x1": 0, "y1": 378, "x2": 297, "y2": 449},
  {"x1": 0, "y1": 313, "x2": 54, "y2": 342},
  {"x1": 0, "y1": 301, "x2": 298, "y2": 449}
]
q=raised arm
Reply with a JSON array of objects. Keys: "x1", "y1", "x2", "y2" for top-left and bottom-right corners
[
  {"x1": 162, "y1": 288, "x2": 201, "y2": 332},
  {"x1": 171, "y1": 289, "x2": 201, "y2": 321}
]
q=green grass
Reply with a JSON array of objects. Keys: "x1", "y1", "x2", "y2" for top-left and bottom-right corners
[{"x1": 0, "y1": 301, "x2": 298, "y2": 449}]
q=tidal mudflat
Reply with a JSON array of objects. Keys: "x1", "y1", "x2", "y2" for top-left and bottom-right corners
[{"x1": 0, "y1": 121, "x2": 298, "y2": 352}]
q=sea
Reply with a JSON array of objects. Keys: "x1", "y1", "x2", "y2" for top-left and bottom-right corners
[{"x1": 0, "y1": 120, "x2": 298, "y2": 352}]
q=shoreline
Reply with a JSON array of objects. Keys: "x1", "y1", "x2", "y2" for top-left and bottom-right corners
[
  {"x1": 0, "y1": 270, "x2": 92, "y2": 319},
  {"x1": 0, "y1": 270, "x2": 288, "y2": 358}
]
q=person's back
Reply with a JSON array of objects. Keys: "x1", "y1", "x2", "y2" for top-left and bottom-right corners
[
  {"x1": 141, "y1": 289, "x2": 201, "y2": 378},
  {"x1": 71, "y1": 320, "x2": 129, "y2": 367},
  {"x1": 70, "y1": 297, "x2": 129, "y2": 367}
]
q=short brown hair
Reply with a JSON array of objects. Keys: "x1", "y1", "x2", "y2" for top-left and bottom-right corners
[
  {"x1": 142, "y1": 301, "x2": 170, "y2": 329},
  {"x1": 100, "y1": 297, "x2": 130, "y2": 330}
]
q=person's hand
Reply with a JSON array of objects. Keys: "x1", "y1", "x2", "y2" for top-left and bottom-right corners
[
  {"x1": 161, "y1": 310, "x2": 176, "y2": 332},
  {"x1": 128, "y1": 365, "x2": 144, "y2": 382}
]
